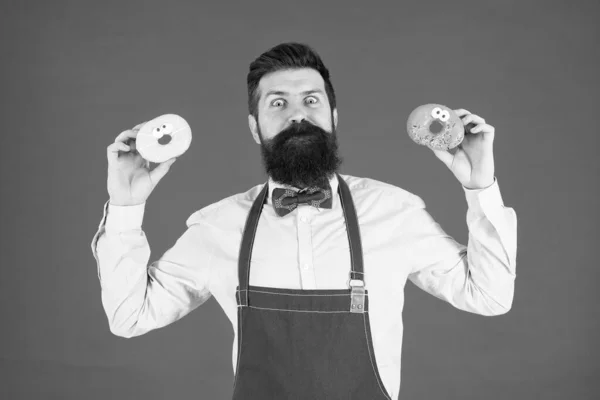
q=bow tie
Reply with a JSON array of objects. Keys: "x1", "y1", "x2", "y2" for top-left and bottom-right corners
[{"x1": 272, "y1": 183, "x2": 333, "y2": 217}]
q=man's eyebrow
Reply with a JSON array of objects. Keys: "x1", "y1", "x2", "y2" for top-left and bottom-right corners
[{"x1": 264, "y1": 89, "x2": 325, "y2": 98}]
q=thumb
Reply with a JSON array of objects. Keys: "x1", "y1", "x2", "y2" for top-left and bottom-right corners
[
  {"x1": 431, "y1": 148, "x2": 454, "y2": 167},
  {"x1": 149, "y1": 157, "x2": 177, "y2": 185},
  {"x1": 430, "y1": 146, "x2": 459, "y2": 169}
]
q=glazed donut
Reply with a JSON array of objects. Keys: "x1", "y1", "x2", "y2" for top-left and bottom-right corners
[
  {"x1": 136, "y1": 114, "x2": 192, "y2": 163},
  {"x1": 406, "y1": 104, "x2": 469, "y2": 151}
]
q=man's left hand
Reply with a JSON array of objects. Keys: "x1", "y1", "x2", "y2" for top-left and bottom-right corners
[{"x1": 431, "y1": 109, "x2": 496, "y2": 190}]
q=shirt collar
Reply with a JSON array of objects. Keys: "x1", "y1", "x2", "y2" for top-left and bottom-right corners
[{"x1": 266, "y1": 173, "x2": 339, "y2": 210}]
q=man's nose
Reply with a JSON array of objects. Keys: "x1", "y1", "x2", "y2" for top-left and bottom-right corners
[{"x1": 288, "y1": 107, "x2": 307, "y2": 124}]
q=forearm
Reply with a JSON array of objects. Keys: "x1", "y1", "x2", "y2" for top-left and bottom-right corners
[
  {"x1": 408, "y1": 178, "x2": 518, "y2": 316},
  {"x1": 450, "y1": 205, "x2": 517, "y2": 316},
  {"x1": 91, "y1": 201, "x2": 206, "y2": 338},
  {"x1": 461, "y1": 178, "x2": 517, "y2": 314},
  {"x1": 94, "y1": 228, "x2": 156, "y2": 337}
]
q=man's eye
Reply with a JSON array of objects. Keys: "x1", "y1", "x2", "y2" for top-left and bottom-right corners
[
  {"x1": 271, "y1": 99, "x2": 285, "y2": 107},
  {"x1": 305, "y1": 96, "x2": 319, "y2": 104}
]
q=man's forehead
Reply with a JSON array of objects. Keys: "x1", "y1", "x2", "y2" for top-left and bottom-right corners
[{"x1": 259, "y1": 68, "x2": 325, "y2": 95}]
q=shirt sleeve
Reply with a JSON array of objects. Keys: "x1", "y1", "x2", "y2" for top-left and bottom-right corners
[
  {"x1": 406, "y1": 177, "x2": 517, "y2": 316},
  {"x1": 90, "y1": 200, "x2": 213, "y2": 338}
]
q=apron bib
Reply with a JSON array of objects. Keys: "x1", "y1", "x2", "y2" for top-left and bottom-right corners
[{"x1": 232, "y1": 173, "x2": 391, "y2": 399}]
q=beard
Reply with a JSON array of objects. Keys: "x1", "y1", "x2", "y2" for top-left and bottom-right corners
[{"x1": 257, "y1": 118, "x2": 343, "y2": 189}]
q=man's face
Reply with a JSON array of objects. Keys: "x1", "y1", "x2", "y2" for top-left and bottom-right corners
[{"x1": 248, "y1": 68, "x2": 342, "y2": 189}]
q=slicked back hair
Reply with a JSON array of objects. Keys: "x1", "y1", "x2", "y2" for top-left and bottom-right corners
[{"x1": 247, "y1": 42, "x2": 337, "y2": 119}]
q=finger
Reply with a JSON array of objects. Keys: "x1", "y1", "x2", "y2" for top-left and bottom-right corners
[
  {"x1": 453, "y1": 109, "x2": 472, "y2": 118},
  {"x1": 115, "y1": 130, "x2": 142, "y2": 151},
  {"x1": 114, "y1": 129, "x2": 138, "y2": 145},
  {"x1": 470, "y1": 123, "x2": 495, "y2": 134},
  {"x1": 431, "y1": 148, "x2": 454, "y2": 166},
  {"x1": 107, "y1": 141, "x2": 131, "y2": 164},
  {"x1": 461, "y1": 113, "x2": 486, "y2": 125},
  {"x1": 132, "y1": 121, "x2": 148, "y2": 132},
  {"x1": 148, "y1": 158, "x2": 177, "y2": 185}
]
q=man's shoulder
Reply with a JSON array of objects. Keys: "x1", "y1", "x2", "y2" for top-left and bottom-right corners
[
  {"x1": 185, "y1": 181, "x2": 265, "y2": 228},
  {"x1": 342, "y1": 173, "x2": 425, "y2": 207}
]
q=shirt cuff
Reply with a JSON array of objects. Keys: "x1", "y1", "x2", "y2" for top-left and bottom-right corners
[
  {"x1": 105, "y1": 201, "x2": 146, "y2": 233},
  {"x1": 463, "y1": 176, "x2": 504, "y2": 215}
]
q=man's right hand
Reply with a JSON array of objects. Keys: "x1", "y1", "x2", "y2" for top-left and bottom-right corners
[{"x1": 106, "y1": 121, "x2": 177, "y2": 206}]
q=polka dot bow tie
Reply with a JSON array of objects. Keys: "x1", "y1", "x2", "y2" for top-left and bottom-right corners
[{"x1": 272, "y1": 183, "x2": 333, "y2": 217}]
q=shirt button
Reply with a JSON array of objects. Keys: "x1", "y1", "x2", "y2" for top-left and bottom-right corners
[
  {"x1": 303, "y1": 263, "x2": 310, "y2": 270},
  {"x1": 300, "y1": 216, "x2": 308, "y2": 223}
]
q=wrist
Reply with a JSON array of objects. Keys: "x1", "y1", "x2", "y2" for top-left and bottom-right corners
[{"x1": 464, "y1": 177, "x2": 495, "y2": 190}]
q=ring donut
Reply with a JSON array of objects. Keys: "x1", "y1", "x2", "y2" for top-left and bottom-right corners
[
  {"x1": 406, "y1": 104, "x2": 465, "y2": 151},
  {"x1": 136, "y1": 114, "x2": 192, "y2": 163}
]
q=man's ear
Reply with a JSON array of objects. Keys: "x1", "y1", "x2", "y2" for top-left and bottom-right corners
[
  {"x1": 248, "y1": 114, "x2": 260, "y2": 144},
  {"x1": 333, "y1": 108, "x2": 338, "y2": 130}
]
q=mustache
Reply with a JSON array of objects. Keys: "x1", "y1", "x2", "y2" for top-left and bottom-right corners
[{"x1": 277, "y1": 121, "x2": 328, "y2": 140}]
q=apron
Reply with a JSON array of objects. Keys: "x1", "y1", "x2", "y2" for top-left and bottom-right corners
[{"x1": 232, "y1": 173, "x2": 392, "y2": 400}]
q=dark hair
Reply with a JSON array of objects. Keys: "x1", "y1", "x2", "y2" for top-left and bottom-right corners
[{"x1": 247, "y1": 42, "x2": 337, "y2": 118}]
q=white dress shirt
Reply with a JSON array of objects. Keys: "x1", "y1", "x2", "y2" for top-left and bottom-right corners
[{"x1": 90, "y1": 173, "x2": 517, "y2": 400}]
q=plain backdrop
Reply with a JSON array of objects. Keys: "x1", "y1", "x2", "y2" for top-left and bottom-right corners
[{"x1": 1, "y1": 0, "x2": 598, "y2": 399}]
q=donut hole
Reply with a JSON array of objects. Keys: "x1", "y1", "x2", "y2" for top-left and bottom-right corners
[
  {"x1": 429, "y1": 120, "x2": 444, "y2": 134},
  {"x1": 158, "y1": 134, "x2": 172, "y2": 145}
]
